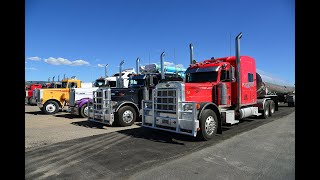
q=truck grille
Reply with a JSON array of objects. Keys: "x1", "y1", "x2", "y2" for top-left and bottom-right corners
[
  {"x1": 142, "y1": 82, "x2": 199, "y2": 137},
  {"x1": 33, "y1": 89, "x2": 40, "y2": 103},
  {"x1": 88, "y1": 88, "x2": 114, "y2": 125},
  {"x1": 155, "y1": 88, "x2": 177, "y2": 113}
]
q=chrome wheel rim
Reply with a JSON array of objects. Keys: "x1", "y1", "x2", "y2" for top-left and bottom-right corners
[
  {"x1": 122, "y1": 110, "x2": 134, "y2": 123},
  {"x1": 83, "y1": 106, "x2": 89, "y2": 117},
  {"x1": 46, "y1": 103, "x2": 56, "y2": 113},
  {"x1": 205, "y1": 116, "x2": 216, "y2": 135}
]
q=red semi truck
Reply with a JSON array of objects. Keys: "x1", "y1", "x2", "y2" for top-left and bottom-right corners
[
  {"x1": 142, "y1": 32, "x2": 295, "y2": 140},
  {"x1": 25, "y1": 84, "x2": 43, "y2": 105}
]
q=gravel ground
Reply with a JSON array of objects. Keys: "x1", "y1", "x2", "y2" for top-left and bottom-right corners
[{"x1": 25, "y1": 105, "x2": 140, "y2": 150}]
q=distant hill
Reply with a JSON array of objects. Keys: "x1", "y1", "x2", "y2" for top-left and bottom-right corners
[{"x1": 25, "y1": 81, "x2": 50, "y2": 86}]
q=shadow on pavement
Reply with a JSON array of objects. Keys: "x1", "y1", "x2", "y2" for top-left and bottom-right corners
[
  {"x1": 71, "y1": 120, "x2": 106, "y2": 129},
  {"x1": 116, "y1": 126, "x2": 206, "y2": 145},
  {"x1": 25, "y1": 111, "x2": 45, "y2": 115},
  {"x1": 54, "y1": 113, "x2": 79, "y2": 119}
]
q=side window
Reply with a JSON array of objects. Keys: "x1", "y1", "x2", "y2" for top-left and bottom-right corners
[
  {"x1": 220, "y1": 70, "x2": 230, "y2": 81},
  {"x1": 248, "y1": 73, "x2": 254, "y2": 82},
  {"x1": 68, "y1": 82, "x2": 77, "y2": 88}
]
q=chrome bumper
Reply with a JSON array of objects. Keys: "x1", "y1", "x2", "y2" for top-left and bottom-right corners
[{"x1": 37, "y1": 102, "x2": 43, "y2": 108}]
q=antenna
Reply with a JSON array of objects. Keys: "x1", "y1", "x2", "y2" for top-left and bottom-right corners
[
  {"x1": 229, "y1": 32, "x2": 231, "y2": 56},
  {"x1": 174, "y1": 48, "x2": 176, "y2": 72},
  {"x1": 149, "y1": 50, "x2": 150, "y2": 65}
]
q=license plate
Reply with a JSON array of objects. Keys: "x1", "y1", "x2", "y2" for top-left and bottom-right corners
[{"x1": 162, "y1": 119, "x2": 169, "y2": 124}]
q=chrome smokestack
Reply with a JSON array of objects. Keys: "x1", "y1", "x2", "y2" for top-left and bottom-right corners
[
  {"x1": 119, "y1": 60, "x2": 124, "y2": 88},
  {"x1": 105, "y1": 64, "x2": 109, "y2": 78},
  {"x1": 160, "y1": 52, "x2": 165, "y2": 80},
  {"x1": 136, "y1": 57, "x2": 140, "y2": 74},
  {"x1": 190, "y1": 43, "x2": 194, "y2": 65},
  {"x1": 235, "y1": 32, "x2": 242, "y2": 110}
]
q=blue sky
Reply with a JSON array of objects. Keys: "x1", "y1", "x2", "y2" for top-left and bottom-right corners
[{"x1": 25, "y1": 0, "x2": 295, "y2": 85}]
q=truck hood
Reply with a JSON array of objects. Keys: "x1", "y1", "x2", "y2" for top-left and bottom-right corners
[
  {"x1": 184, "y1": 82, "x2": 216, "y2": 102},
  {"x1": 41, "y1": 88, "x2": 69, "y2": 92},
  {"x1": 110, "y1": 87, "x2": 141, "y2": 105}
]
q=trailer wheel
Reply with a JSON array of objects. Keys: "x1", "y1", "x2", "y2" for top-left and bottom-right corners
[
  {"x1": 197, "y1": 109, "x2": 218, "y2": 141},
  {"x1": 269, "y1": 101, "x2": 275, "y2": 116},
  {"x1": 43, "y1": 100, "x2": 59, "y2": 114},
  {"x1": 80, "y1": 104, "x2": 89, "y2": 118},
  {"x1": 261, "y1": 101, "x2": 270, "y2": 119},
  {"x1": 116, "y1": 106, "x2": 136, "y2": 127}
]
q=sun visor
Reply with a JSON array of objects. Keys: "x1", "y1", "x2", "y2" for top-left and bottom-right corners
[{"x1": 185, "y1": 66, "x2": 220, "y2": 73}]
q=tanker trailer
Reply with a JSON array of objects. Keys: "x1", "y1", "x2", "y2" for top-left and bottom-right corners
[{"x1": 256, "y1": 72, "x2": 295, "y2": 107}]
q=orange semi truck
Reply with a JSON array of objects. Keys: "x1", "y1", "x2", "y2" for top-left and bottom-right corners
[{"x1": 33, "y1": 77, "x2": 92, "y2": 114}]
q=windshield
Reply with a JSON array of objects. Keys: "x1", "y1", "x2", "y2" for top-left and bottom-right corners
[
  {"x1": 186, "y1": 72, "x2": 218, "y2": 83},
  {"x1": 94, "y1": 80, "x2": 106, "y2": 87},
  {"x1": 61, "y1": 82, "x2": 68, "y2": 88},
  {"x1": 113, "y1": 73, "x2": 125, "y2": 77},
  {"x1": 129, "y1": 79, "x2": 145, "y2": 87},
  {"x1": 49, "y1": 84, "x2": 55, "y2": 88}
]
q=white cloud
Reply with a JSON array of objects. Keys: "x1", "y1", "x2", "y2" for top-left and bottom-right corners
[
  {"x1": 164, "y1": 61, "x2": 185, "y2": 69},
  {"x1": 25, "y1": 67, "x2": 38, "y2": 70},
  {"x1": 97, "y1": 64, "x2": 104, "y2": 67},
  {"x1": 71, "y1": 59, "x2": 90, "y2": 66},
  {"x1": 44, "y1": 57, "x2": 90, "y2": 66},
  {"x1": 27, "y1": 56, "x2": 41, "y2": 61}
]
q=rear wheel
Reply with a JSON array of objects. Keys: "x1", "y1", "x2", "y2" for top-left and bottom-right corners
[
  {"x1": 269, "y1": 100, "x2": 275, "y2": 116},
  {"x1": 43, "y1": 100, "x2": 60, "y2": 114},
  {"x1": 197, "y1": 109, "x2": 218, "y2": 141},
  {"x1": 261, "y1": 101, "x2": 270, "y2": 119},
  {"x1": 116, "y1": 106, "x2": 137, "y2": 126}
]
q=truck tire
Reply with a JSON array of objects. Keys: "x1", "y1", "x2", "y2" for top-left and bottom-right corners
[
  {"x1": 261, "y1": 101, "x2": 270, "y2": 119},
  {"x1": 288, "y1": 102, "x2": 295, "y2": 107},
  {"x1": 269, "y1": 100, "x2": 275, "y2": 116},
  {"x1": 197, "y1": 109, "x2": 218, "y2": 141},
  {"x1": 43, "y1": 100, "x2": 60, "y2": 114},
  {"x1": 116, "y1": 106, "x2": 136, "y2": 127},
  {"x1": 79, "y1": 104, "x2": 89, "y2": 118}
]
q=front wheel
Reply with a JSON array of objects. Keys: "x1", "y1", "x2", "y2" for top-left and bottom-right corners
[
  {"x1": 43, "y1": 100, "x2": 60, "y2": 114},
  {"x1": 79, "y1": 104, "x2": 89, "y2": 118},
  {"x1": 116, "y1": 106, "x2": 137, "y2": 127},
  {"x1": 197, "y1": 109, "x2": 218, "y2": 141}
]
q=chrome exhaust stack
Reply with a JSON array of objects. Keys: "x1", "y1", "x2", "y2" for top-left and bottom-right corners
[
  {"x1": 235, "y1": 32, "x2": 243, "y2": 110},
  {"x1": 160, "y1": 52, "x2": 165, "y2": 80},
  {"x1": 190, "y1": 43, "x2": 194, "y2": 64},
  {"x1": 136, "y1": 57, "x2": 140, "y2": 74},
  {"x1": 119, "y1": 60, "x2": 124, "y2": 88},
  {"x1": 105, "y1": 64, "x2": 109, "y2": 78}
]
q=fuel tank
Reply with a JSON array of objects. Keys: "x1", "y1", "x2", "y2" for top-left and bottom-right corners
[{"x1": 256, "y1": 72, "x2": 295, "y2": 98}]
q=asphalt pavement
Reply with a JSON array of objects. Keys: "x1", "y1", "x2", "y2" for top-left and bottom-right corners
[{"x1": 25, "y1": 105, "x2": 295, "y2": 179}]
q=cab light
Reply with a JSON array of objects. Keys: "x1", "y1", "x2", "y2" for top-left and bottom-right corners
[{"x1": 196, "y1": 103, "x2": 200, "y2": 110}]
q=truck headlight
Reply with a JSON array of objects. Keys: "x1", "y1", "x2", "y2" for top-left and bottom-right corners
[{"x1": 183, "y1": 104, "x2": 193, "y2": 111}]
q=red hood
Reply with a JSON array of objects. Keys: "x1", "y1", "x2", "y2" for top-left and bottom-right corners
[{"x1": 185, "y1": 82, "x2": 216, "y2": 102}]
